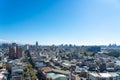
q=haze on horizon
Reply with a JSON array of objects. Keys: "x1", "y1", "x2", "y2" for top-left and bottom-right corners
[{"x1": 0, "y1": 0, "x2": 120, "y2": 45}]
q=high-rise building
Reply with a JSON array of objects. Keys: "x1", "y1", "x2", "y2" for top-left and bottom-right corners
[
  {"x1": 17, "y1": 47, "x2": 22, "y2": 58},
  {"x1": 12, "y1": 43, "x2": 17, "y2": 47},
  {"x1": 26, "y1": 44, "x2": 29, "y2": 50},
  {"x1": 9, "y1": 46, "x2": 15, "y2": 59},
  {"x1": 36, "y1": 41, "x2": 38, "y2": 47},
  {"x1": 9, "y1": 43, "x2": 22, "y2": 59}
]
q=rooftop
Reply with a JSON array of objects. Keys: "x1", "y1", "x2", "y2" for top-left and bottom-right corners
[
  {"x1": 46, "y1": 73, "x2": 68, "y2": 80},
  {"x1": 99, "y1": 73, "x2": 111, "y2": 78},
  {"x1": 41, "y1": 67, "x2": 52, "y2": 72},
  {"x1": 89, "y1": 72, "x2": 120, "y2": 78}
]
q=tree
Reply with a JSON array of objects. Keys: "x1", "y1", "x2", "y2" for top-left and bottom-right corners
[
  {"x1": 106, "y1": 49, "x2": 120, "y2": 57},
  {"x1": 24, "y1": 72, "x2": 28, "y2": 77},
  {"x1": 24, "y1": 68, "x2": 28, "y2": 72},
  {"x1": 31, "y1": 74, "x2": 37, "y2": 80}
]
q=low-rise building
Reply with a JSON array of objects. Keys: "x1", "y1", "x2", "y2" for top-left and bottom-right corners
[
  {"x1": 10, "y1": 59, "x2": 23, "y2": 80},
  {"x1": 39, "y1": 67, "x2": 70, "y2": 80},
  {"x1": 88, "y1": 72, "x2": 120, "y2": 80}
]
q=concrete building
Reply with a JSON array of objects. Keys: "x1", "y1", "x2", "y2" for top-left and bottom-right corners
[
  {"x1": 36, "y1": 41, "x2": 38, "y2": 47},
  {"x1": 0, "y1": 74, "x2": 7, "y2": 80},
  {"x1": 39, "y1": 67, "x2": 70, "y2": 80},
  {"x1": 7, "y1": 59, "x2": 23, "y2": 80},
  {"x1": 9, "y1": 44, "x2": 22, "y2": 59},
  {"x1": 88, "y1": 72, "x2": 120, "y2": 80},
  {"x1": 12, "y1": 69, "x2": 23, "y2": 80}
]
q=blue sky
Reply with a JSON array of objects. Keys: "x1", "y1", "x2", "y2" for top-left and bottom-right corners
[{"x1": 0, "y1": 0, "x2": 120, "y2": 45}]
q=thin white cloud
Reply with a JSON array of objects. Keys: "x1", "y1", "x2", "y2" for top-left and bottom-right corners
[
  {"x1": 0, "y1": 39, "x2": 28, "y2": 44},
  {"x1": 0, "y1": 39, "x2": 11, "y2": 43}
]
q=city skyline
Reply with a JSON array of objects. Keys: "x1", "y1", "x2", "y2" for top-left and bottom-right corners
[{"x1": 0, "y1": 0, "x2": 120, "y2": 45}]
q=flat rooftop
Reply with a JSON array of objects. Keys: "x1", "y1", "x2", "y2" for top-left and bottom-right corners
[{"x1": 89, "y1": 72, "x2": 118, "y2": 78}]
